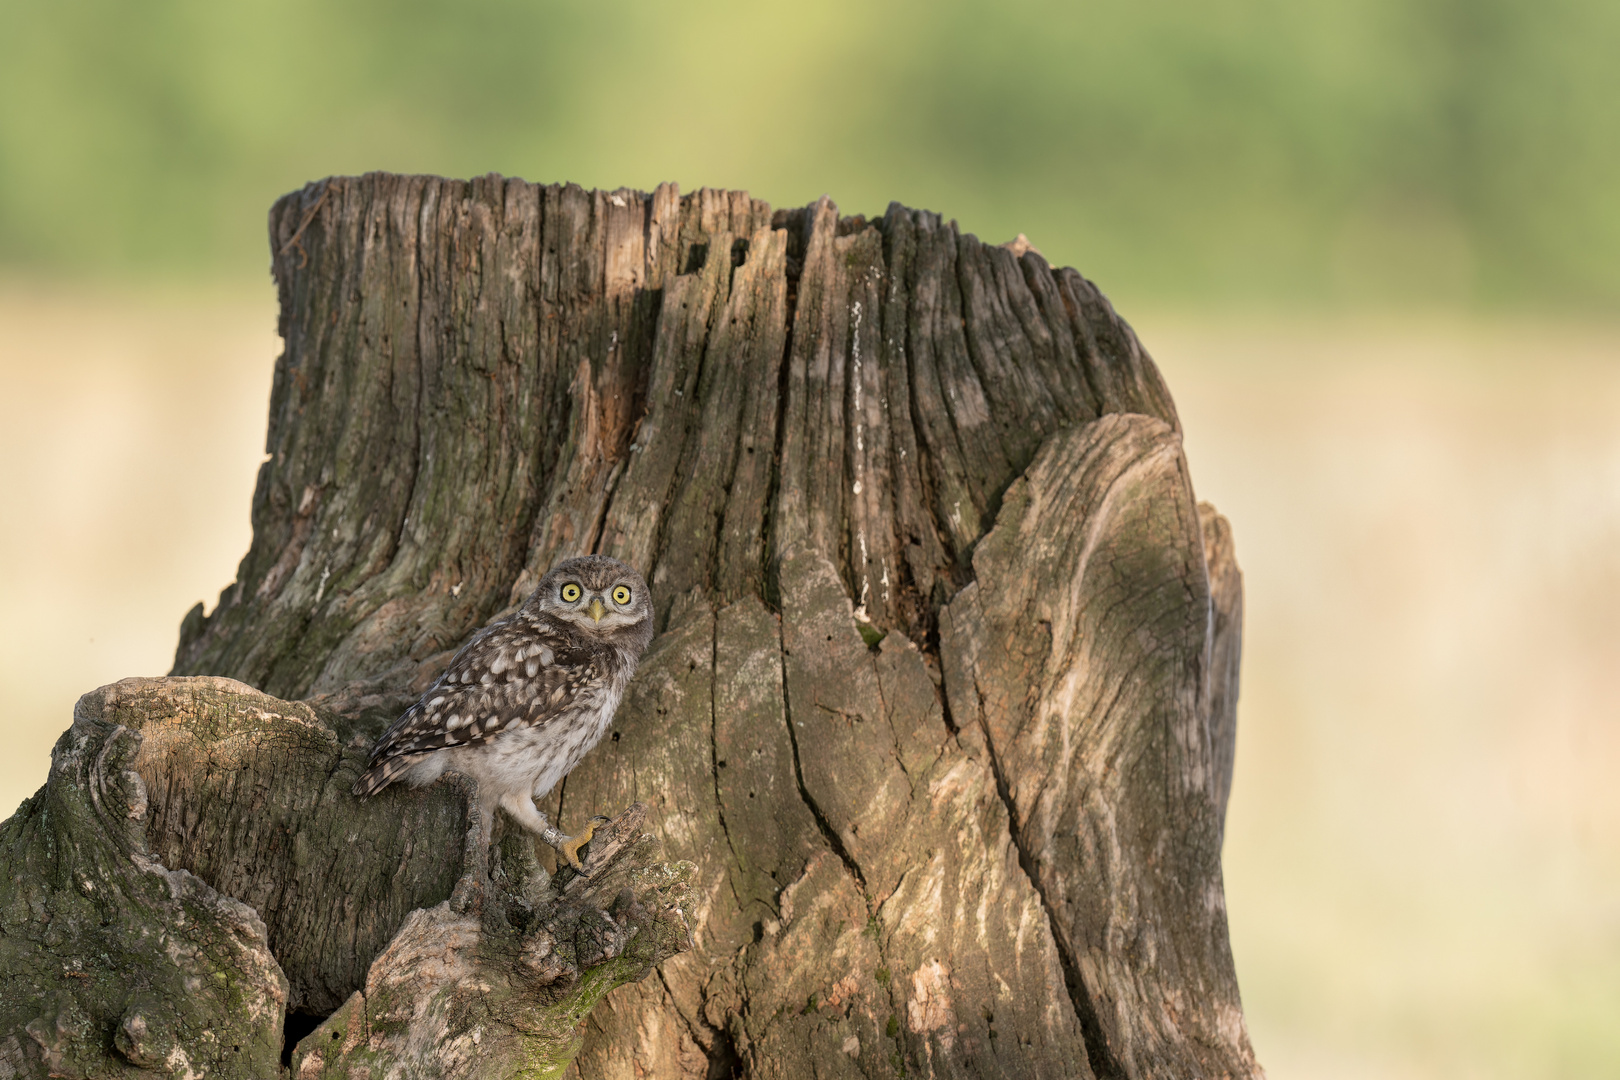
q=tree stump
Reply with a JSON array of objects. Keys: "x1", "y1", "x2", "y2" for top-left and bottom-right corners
[
  {"x1": 1, "y1": 174, "x2": 1257, "y2": 1079},
  {"x1": 1, "y1": 676, "x2": 692, "y2": 1079}
]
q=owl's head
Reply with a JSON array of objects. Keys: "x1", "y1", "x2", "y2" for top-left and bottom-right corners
[{"x1": 527, "y1": 556, "x2": 653, "y2": 648}]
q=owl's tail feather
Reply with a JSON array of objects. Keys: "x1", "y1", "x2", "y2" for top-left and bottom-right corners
[{"x1": 352, "y1": 755, "x2": 413, "y2": 797}]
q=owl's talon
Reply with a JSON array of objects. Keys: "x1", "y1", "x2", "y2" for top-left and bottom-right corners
[{"x1": 555, "y1": 815, "x2": 612, "y2": 872}]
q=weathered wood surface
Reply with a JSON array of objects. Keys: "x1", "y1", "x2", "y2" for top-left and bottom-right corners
[
  {"x1": 3, "y1": 173, "x2": 1256, "y2": 1078},
  {"x1": 0, "y1": 682, "x2": 289, "y2": 1078},
  {"x1": 0, "y1": 677, "x2": 692, "y2": 1079},
  {"x1": 940, "y1": 416, "x2": 1245, "y2": 1077},
  {"x1": 291, "y1": 800, "x2": 692, "y2": 1080}
]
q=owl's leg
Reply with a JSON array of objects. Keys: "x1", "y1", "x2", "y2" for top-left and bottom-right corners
[
  {"x1": 477, "y1": 794, "x2": 498, "y2": 850},
  {"x1": 498, "y1": 792, "x2": 609, "y2": 872}
]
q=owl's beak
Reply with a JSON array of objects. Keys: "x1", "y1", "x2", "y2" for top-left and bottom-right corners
[{"x1": 588, "y1": 598, "x2": 607, "y2": 623}]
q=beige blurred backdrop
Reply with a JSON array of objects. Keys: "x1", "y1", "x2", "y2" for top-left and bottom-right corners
[{"x1": 2, "y1": 281, "x2": 1615, "y2": 1078}]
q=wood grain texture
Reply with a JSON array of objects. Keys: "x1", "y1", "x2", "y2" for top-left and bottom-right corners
[
  {"x1": 19, "y1": 172, "x2": 1254, "y2": 1078},
  {"x1": 941, "y1": 416, "x2": 1252, "y2": 1078},
  {"x1": 1201, "y1": 502, "x2": 1244, "y2": 843},
  {"x1": 174, "y1": 175, "x2": 1181, "y2": 700}
]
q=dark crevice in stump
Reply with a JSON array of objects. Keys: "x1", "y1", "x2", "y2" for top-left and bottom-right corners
[{"x1": 281, "y1": 1011, "x2": 330, "y2": 1069}]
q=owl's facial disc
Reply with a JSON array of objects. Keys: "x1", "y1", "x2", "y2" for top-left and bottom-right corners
[{"x1": 533, "y1": 557, "x2": 650, "y2": 637}]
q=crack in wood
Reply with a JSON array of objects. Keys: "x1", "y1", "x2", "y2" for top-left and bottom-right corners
[{"x1": 978, "y1": 704, "x2": 1125, "y2": 1080}]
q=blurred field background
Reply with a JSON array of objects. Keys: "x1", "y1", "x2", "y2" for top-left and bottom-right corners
[{"x1": 1, "y1": 1, "x2": 1617, "y2": 1077}]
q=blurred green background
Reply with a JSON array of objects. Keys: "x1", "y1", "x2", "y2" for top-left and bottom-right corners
[
  {"x1": 2, "y1": 0, "x2": 1618, "y2": 310},
  {"x1": 2, "y1": 3, "x2": 1618, "y2": 1079}
]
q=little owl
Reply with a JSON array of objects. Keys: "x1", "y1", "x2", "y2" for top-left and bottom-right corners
[{"x1": 353, "y1": 555, "x2": 654, "y2": 870}]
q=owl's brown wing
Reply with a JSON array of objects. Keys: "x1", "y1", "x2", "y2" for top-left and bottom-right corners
[{"x1": 352, "y1": 616, "x2": 603, "y2": 795}]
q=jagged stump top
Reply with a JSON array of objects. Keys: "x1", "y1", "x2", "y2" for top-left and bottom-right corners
[{"x1": 174, "y1": 174, "x2": 1178, "y2": 704}]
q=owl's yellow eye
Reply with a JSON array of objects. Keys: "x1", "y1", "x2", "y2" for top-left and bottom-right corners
[
  {"x1": 611, "y1": 585, "x2": 632, "y2": 605},
  {"x1": 560, "y1": 583, "x2": 582, "y2": 603}
]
